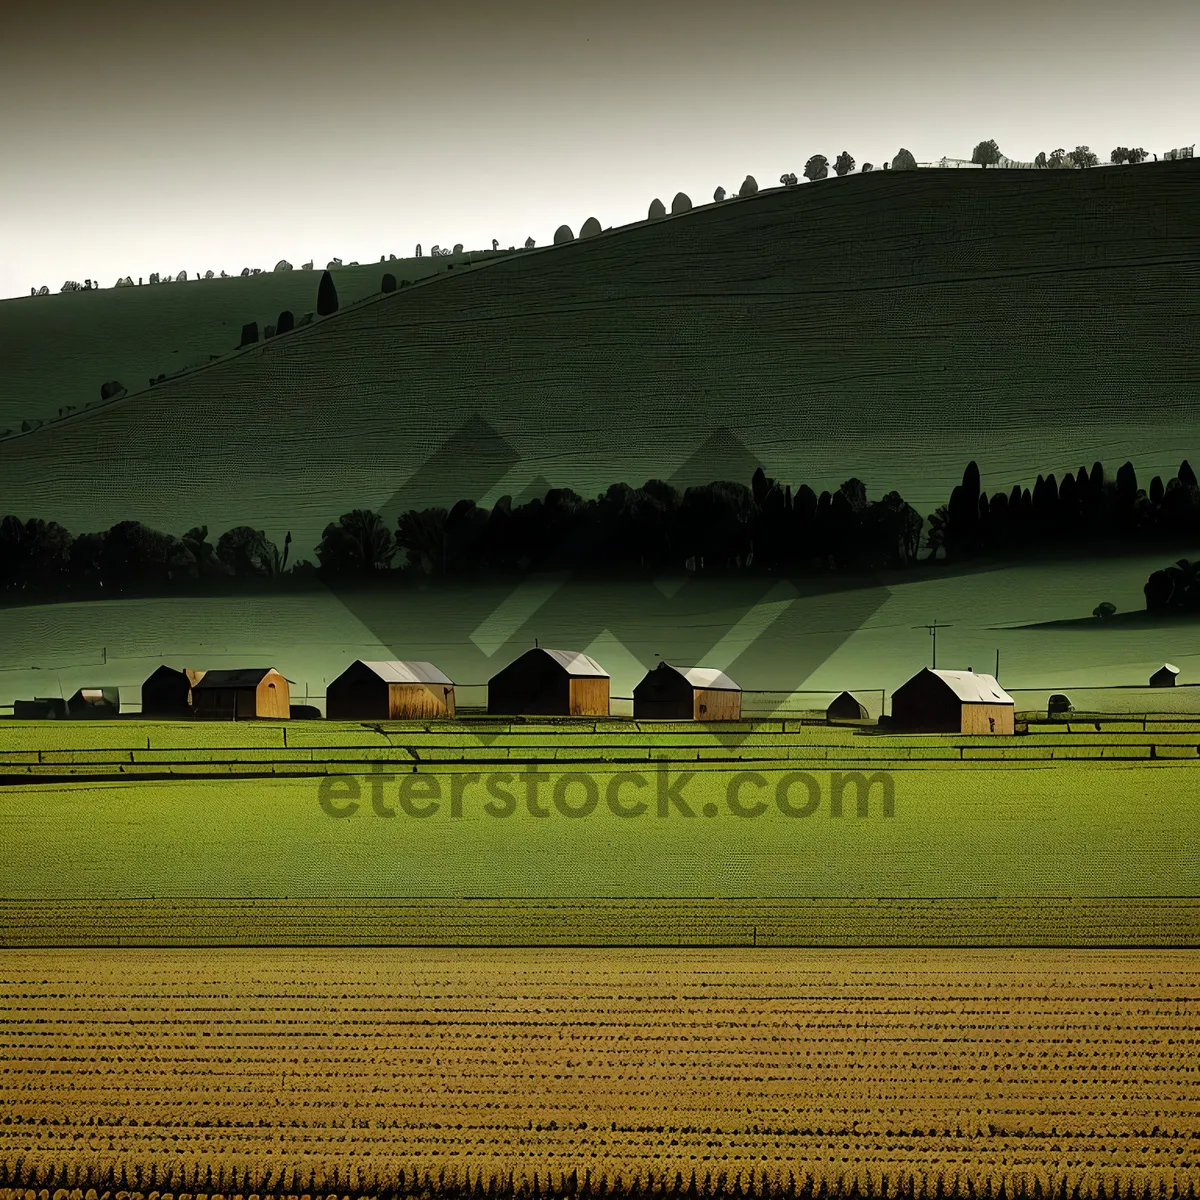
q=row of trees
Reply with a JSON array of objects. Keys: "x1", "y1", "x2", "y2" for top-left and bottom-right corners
[
  {"x1": 970, "y1": 139, "x2": 1158, "y2": 169},
  {"x1": 0, "y1": 472, "x2": 925, "y2": 599},
  {"x1": 6, "y1": 456, "x2": 1200, "y2": 601},
  {"x1": 929, "y1": 458, "x2": 1200, "y2": 561},
  {"x1": 28, "y1": 139, "x2": 1189, "y2": 296}
]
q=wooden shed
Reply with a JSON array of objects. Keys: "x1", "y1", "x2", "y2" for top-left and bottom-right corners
[
  {"x1": 487, "y1": 648, "x2": 610, "y2": 717},
  {"x1": 192, "y1": 668, "x2": 291, "y2": 719},
  {"x1": 67, "y1": 687, "x2": 121, "y2": 718},
  {"x1": 326, "y1": 659, "x2": 456, "y2": 720},
  {"x1": 1150, "y1": 663, "x2": 1179, "y2": 687},
  {"x1": 890, "y1": 667, "x2": 1014, "y2": 734},
  {"x1": 633, "y1": 663, "x2": 741, "y2": 720},
  {"x1": 827, "y1": 691, "x2": 869, "y2": 721},
  {"x1": 141, "y1": 666, "x2": 206, "y2": 717}
]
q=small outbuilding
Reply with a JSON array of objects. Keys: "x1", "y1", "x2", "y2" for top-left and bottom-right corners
[
  {"x1": 890, "y1": 667, "x2": 1015, "y2": 734},
  {"x1": 488, "y1": 648, "x2": 610, "y2": 717},
  {"x1": 1150, "y1": 663, "x2": 1179, "y2": 688},
  {"x1": 827, "y1": 691, "x2": 870, "y2": 722},
  {"x1": 13, "y1": 697, "x2": 69, "y2": 719},
  {"x1": 141, "y1": 666, "x2": 206, "y2": 717},
  {"x1": 326, "y1": 659, "x2": 456, "y2": 720},
  {"x1": 192, "y1": 668, "x2": 291, "y2": 719},
  {"x1": 633, "y1": 663, "x2": 741, "y2": 720},
  {"x1": 67, "y1": 687, "x2": 121, "y2": 718},
  {"x1": 1047, "y1": 693, "x2": 1074, "y2": 717}
]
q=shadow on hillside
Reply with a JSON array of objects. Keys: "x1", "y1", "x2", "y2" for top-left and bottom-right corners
[{"x1": 1001, "y1": 608, "x2": 1196, "y2": 631}]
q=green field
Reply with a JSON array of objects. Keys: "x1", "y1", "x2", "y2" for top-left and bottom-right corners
[{"x1": 2, "y1": 718, "x2": 1198, "y2": 946}]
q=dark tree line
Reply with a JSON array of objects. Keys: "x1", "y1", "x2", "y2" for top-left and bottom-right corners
[
  {"x1": 930, "y1": 457, "x2": 1200, "y2": 561},
  {"x1": 0, "y1": 470, "x2": 924, "y2": 600},
  {"x1": 5, "y1": 456, "x2": 1200, "y2": 604}
]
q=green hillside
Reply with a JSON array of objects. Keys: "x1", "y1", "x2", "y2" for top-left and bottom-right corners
[
  {"x1": 0, "y1": 250, "x2": 522, "y2": 432},
  {"x1": 0, "y1": 161, "x2": 1197, "y2": 556}
]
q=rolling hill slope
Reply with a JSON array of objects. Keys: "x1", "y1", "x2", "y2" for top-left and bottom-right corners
[
  {"x1": 1, "y1": 161, "x2": 1198, "y2": 555},
  {"x1": 0, "y1": 250, "x2": 522, "y2": 432}
]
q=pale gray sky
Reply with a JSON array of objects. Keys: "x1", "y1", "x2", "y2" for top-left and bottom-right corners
[{"x1": 1, "y1": 0, "x2": 1195, "y2": 299}]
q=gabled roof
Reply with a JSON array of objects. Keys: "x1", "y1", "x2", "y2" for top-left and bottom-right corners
[
  {"x1": 923, "y1": 668, "x2": 1013, "y2": 705},
  {"x1": 656, "y1": 663, "x2": 740, "y2": 691},
  {"x1": 353, "y1": 660, "x2": 454, "y2": 686},
  {"x1": 1154, "y1": 663, "x2": 1180, "y2": 675},
  {"x1": 533, "y1": 648, "x2": 609, "y2": 677},
  {"x1": 193, "y1": 668, "x2": 292, "y2": 688},
  {"x1": 145, "y1": 665, "x2": 206, "y2": 685}
]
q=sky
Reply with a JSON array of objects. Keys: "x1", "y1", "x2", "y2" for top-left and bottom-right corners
[{"x1": 1, "y1": 0, "x2": 1197, "y2": 300}]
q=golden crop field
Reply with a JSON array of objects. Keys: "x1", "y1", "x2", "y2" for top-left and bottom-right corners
[{"x1": 1, "y1": 949, "x2": 1198, "y2": 1199}]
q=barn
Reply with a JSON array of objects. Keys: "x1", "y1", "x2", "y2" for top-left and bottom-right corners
[
  {"x1": 326, "y1": 660, "x2": 456, "y2": 720},
  {"x1": 1149, "y1": 663, "x2": 1179, "y2": 687},
  {"x1": 192, "y1": 668, "x2": 291, "y2": 719},
  {"x1": 890, "y1": 668, "x2": 1014, "y2": 734},
  {"x1": 633, "y1": 663, "x2": 741, "y2": 720},
  {"x1": 141, "y1": 666, "x2": 206, "y2": 717},
  {"x1": 67, "y1": 687, "x2": 121, "y2": 718},
  {"x1": 827, "y1": 691, "x2": 869, "y2": 721},
  {"x1": 488, "y1": 648, "x2": 609, "y2": 717}
]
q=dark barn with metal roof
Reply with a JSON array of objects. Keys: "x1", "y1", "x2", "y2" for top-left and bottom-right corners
[
  {"x1": 890, "y1": 668, "x2": 1014, "y2": 734},
  {"x1": 326, "y1": 659, "x2": 456, "y2": 720},
  {"x1": 487, "y1": 648, "x2": 610, "y2": 717},
  {"x1": 633, "y1": 663, "x2": 742, "y2": 720}
]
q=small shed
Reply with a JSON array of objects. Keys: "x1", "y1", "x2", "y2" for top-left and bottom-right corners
[
  {"x1": 141, "y1": 666, "x2": 206, "y2": 717},
  {"x1": 1047, "y1": 693, "x2": 1074, "y2": 717},
  {"x1": 890, "y1": 667, "x2": 1015, "y2": 734},
  {"x1": 13, "y1": 697, "x2": 69, "y2": 719},
  {"x1": 1150, "y1": 663, "x2": 1179, "y2": 688},
  {"x1": 192, "y1": 668, "x2": 291, "y2": 719},
  {"x1": 326, "y1": 660, "x2": 456, "y2": 720},
  {"x1": 633, "y1": 663, "x2": 741, "y2": 720},
  {"x1": 488, "y1": 648, "x2": 609, "y2": 717},
  {"x1": 827, "y1": 691, "x2": 869, "y2": 721},
  {"x1": 67, "y1": 687, "x2": 121, "y2": 718}
]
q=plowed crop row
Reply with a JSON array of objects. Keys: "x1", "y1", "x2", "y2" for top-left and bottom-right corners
[{"x1": 1, "y1": 950, "x2": 1198, "y2": 1195}]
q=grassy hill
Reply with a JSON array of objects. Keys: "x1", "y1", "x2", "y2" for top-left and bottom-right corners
[
  {"x1": 0, "y1": 249, "x2": 523, "y2": 433},
  {"x1": 0, "y1": 161, "x2": 1197, "y2": 557}
]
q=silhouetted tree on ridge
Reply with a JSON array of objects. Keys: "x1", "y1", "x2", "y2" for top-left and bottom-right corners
[
  {"x1": 316, "y1": 270, "x2": 339, "y2": 317},
  {"x1": 971, "y1": 139, "x2": 1002, "y2": 168}
]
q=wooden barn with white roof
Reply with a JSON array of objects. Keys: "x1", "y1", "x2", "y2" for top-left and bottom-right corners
[
  {"x1": 890, "y1": 667, "x2": 1014, "y2": 734},
  {"x1": 326, "y1": 660, "x2": 456, "y2": 720},
  {"x1": 633, "y1": 662, "x2": 742, "y2": 721},
  {"x1": 487, "y1": 648, "x2": 610, "y2": 717}
]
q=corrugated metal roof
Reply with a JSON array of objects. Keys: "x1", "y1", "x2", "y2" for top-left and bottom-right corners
[
  {"x1": 661, "y1": 664, "x2": 740, "y2": 691},
  {"x1": 538, "y1": 649, "x2": 609, "y2": 677},
  {"x1": 927, "y1": 669, "x2": 1014, "y2": 705},
  {"x1": 194, "y1": 668, "x2": 287, "y2": 688},
  {"x1": 356, "y1": 660, "x2": 454, "y2": 686}
]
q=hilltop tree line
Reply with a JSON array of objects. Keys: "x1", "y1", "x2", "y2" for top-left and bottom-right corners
[
  {"x1": 3, "y1": 457, "x2": 1200, "y2": 604},
  {"x1": 29, "y1": 139, "x2": 1187, "y2": 296}
]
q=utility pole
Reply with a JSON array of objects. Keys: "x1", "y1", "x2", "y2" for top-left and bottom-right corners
[
  {"x1": 995, "y1": 648, "x2": 1000, "y2": 681},
  {"x1": 914, "y1": 621, "x2": 954, "y2": 669}
]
